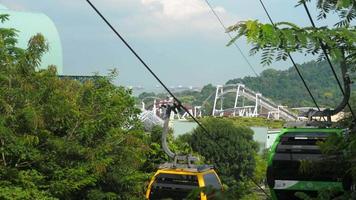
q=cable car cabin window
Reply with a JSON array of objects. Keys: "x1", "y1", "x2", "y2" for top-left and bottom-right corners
[
  {"x1": 203, "y1": 173, "x2": 221, "y2": 190},
  {"x1": 149, "y1": 173, "x2": 199, "y2": 200},
  {"x1": 275, "y1": 132, "x2": 330, "y2": 154},
  {"x1": 272, "y1": 132, "x2": 343, "y2": 181}
]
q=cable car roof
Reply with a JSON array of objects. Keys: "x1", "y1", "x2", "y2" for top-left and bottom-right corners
[{"x1": 158, "y1": 163, "x2": 215, "y2": 173}]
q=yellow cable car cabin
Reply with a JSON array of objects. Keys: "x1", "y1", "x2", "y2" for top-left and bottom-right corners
[
  {"x1": 146, "y1": 165, "x2": 222, "y2": 200},
  {"x1": 146, "y1": 103, "x2": 223, "y2": 199}
]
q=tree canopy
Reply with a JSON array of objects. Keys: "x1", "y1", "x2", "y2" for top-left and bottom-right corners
[
  {"x1": 227, "y1": 0, "x2": 356, "y2": 198},
  {"x1": 187, "y1": 117, "x2": 259, "y2": 198},
  {"x1": 227, "y1": 60, "x2": 345, "y2": 107},
  {"x1": 227, "y1": 0, "x2": 355, "y2": 69},
  {"x1": 0, "y1": 14, "x2": 149, "y2": 199}
]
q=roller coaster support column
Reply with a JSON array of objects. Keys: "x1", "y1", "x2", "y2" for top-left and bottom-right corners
[
  {"x1": 153, "y1": 99, "x2": 157, "y2": 116},
  {"x1": 212, "y1": 85, "x2": 223, "y2": 116},
  {"x1": 233, "y1": 84, "x2": 245, "y2": 116},
  {"x1": 253, "y1": 93, "x2": 262, "y2": 117},
  {"x1": 142, "y1": 102, "x2": 146, "y2": 111},
  {"x1": 194, "y1": 106, "x2": 202, "y2": 118}
]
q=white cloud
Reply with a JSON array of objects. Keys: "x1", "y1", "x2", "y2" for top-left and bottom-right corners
[
  {"x1": 141, "y1": 0, "x2": 225, "y2": 20},
  {"x1": 54, "y1": 0, "x2": 238, "y2": 39},
  {"x1": 115, "y1": 0, "x2": 237, "y2": 39}
]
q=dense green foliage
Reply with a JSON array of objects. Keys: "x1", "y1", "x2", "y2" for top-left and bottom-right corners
[
  {"x1": 3, "y1": 0, "x2": 355, "y2": 199},
  {"x1": 186, "y1": 118, "x2": 260, "y2": 199},
  {"x1": 227, "y1": 0, "x2": 356, "y2": 199},
  {"x1": 228, "y1": 117, "x2": 284, "y2": 129},
  {"x1": 227, "y1": 60, "x2": 345, "y2": 107},
  {"x1": 0, "y1": 13, "x2": 266, "y2": 200},
  {"x1": 0, "y1": 14, "x2": 150, "y2": 199},
  {"x1": 227, "y1": 1, "x2": 355, "y2": 68},
  {"x1": 142, "y1": 125, "x2": 193, "y2": 172},
  {"x1": 300, "y1": 0, "x2": 356, "y2": 30}
]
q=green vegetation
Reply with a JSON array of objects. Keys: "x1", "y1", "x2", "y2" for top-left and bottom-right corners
[
  {"x1": 184, "y1": 118, "x2": 262, "y2": 199},
  {"x1": 227, "y1": 1, "x2": 355, "y2": 68},
  {"x1": 227, "y1": 0, "x2": 356, "y2": 199},
  {"x1": 137, "y1": 2, "x2": 355, "y2": 112},
  {"x1": 227, "y1": 60, "x2": 345, "y2": 108},
  {"x1": 0, "y1": 14, "x2": 150, "y2": 199},
  {"x1": 227, "y1": 117, "x2": 284, "y2": 129},
  {"x1": 2, "y1": 0, "x2": 355, "y2": 199},
  {"x1": 138, "y1": 60, "x2": 351, "y2": 112},
  {"x1": 0, "y1": 13, "x2": 265, "y2": 200},
  {"x1": 143, "y1": 125, "x2": 194, "y2": 172},
  {"x1": 186, "y1": 117, "x2": 284, "y2": 129}
]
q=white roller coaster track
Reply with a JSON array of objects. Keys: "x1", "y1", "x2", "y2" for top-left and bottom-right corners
[{"x1": 212, "y1": 84, "x2": 298, "y2": 121}]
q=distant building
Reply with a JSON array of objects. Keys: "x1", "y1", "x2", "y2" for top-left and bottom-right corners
[
  {"x1": 58, "y1": 75, "x2": 103, "y2": 83},
  {"x1": 292, "y1": 107, "x2": 347, "y2": 122},
  {"x1": 0, "y1": 4, "x2": 63, "y2": 74}
]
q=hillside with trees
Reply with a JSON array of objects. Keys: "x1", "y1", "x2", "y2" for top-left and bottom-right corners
[
  {"x1": 139, "y1": 60, "x2": 352, "y2": 113},
  {"x1": 227, "y1": 60, "x2": 344, "y2": 108}
]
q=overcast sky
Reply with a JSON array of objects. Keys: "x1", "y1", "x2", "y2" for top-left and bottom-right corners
[{"x1": 0, "y1": 0, "x2": 333, "y2": 91}]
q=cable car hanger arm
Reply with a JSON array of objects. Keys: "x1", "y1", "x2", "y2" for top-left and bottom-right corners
[
  {"x1": 161, "y1": 103, "x2": 177, "y2": 159},
  {"x1": 305, "y1": 49, "x2": 351, "y2": 119},
  {"x1": 161, "y1": 103, "x2": 198, "y2": 168}
]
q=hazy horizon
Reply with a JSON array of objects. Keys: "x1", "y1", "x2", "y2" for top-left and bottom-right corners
[{"x1": 0, "y1": 0, "x2": 338, "y2": 91}]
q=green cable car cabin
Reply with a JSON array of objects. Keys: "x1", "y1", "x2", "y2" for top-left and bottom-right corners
[{"x1": 266, "y1": 127, "x2": 350, "y2": 199}]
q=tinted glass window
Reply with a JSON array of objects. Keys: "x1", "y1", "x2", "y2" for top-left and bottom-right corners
[
  {"x1": 272, "y1": 160, "x2": 342, "y2": 181},
  {"x1": 272, "y1": 131, "x2": 343, "y2": 181},
  {"x1": 276, "y1": 132, "x2": 330, "y2": 154},
  {"x1": 280, "y1": 132, "x2": 329, "y2": 144},
  {"x1": 149, "y1": 173, "x2": 199, "y2": 200},
  {"x1": 203, "y1": 173, "x2": 221, "y2": 189}
]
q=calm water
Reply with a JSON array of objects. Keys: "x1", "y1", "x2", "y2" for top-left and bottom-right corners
[
  {"x1": 172, "y1": 120, "x2": 268, "y2": 152},
  {"x1": 251, "y1": 127, "x2": 268, "y2": 152},
  {"x1": 173, "y1": 120, "x2": 198, "y2": 136}
]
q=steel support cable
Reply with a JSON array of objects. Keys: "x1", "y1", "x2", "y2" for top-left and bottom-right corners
[
  {"x1": 258, "y1": 0, "x2": 324, "y2": 115},
  {"x1": 302, "y1": 1, "x2": 355, "y2": 119},
  {"x1": 86, "y1": 1, "x2": 271, "y2": 197},
  {"x1": 203, "y1": 1, "x2": 271, "y2": 196},
  {"x1": 203, "y1": 0, "x2": 259, "y2": 77},
  {"x1": 85, "y1": 0, "x2": 211, "y2": 134}
]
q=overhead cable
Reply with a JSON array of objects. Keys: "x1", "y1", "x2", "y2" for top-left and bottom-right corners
[
  {"x1": 203, "y1": 0, "x2": 271, "y2": 195},
  {"x1": 86, "y1": 1, "x2": 271, "y2": 197},
  {"x1": 302, "y1": 1, "x2": 355, "y2": 119},
  {"x1": 203, "y1": 0, "x2": 259, "y2": 77},
  {"x1": 258, "y1": 0, "x2": 324, "y2": 114},
  {"x1": 85, "y1": 0, "x2": 209, "y2": 134}
]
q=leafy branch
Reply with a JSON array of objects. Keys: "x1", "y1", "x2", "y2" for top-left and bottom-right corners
[
  {"x1": 298, "y1": 0, "x2": 356, "y2": 27},
  {"x1": 227, "y1": 20, "x2": 355, "y2": 66}
]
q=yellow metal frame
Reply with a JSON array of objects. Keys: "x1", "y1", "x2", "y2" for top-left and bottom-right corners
[{"x1": 146, "y1": 168, "x2": 221, "y2": 200}]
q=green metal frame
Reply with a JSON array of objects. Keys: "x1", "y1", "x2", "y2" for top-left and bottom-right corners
[{"x1": 267, "y1": 128, "x2": 344, "y2": 199}]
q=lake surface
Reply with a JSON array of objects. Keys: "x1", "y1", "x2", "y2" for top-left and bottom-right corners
[
  {"x1": 251, "y1": 127, "x2": 268, "y2": 152},
  {"x1": 173, "y1": 120, "x2": 198, "y2": 136},
  {"x1": 172, "y1": 120, "x2": 268, "y2": 152}
]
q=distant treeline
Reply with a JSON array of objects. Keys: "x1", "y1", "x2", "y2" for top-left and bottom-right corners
[
  {"x1": 139, "y1": 60, "x2": 355, "y2": 111},
  {"x1": 227, "y1": 60, "x2": 345, "y2": 108}
]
